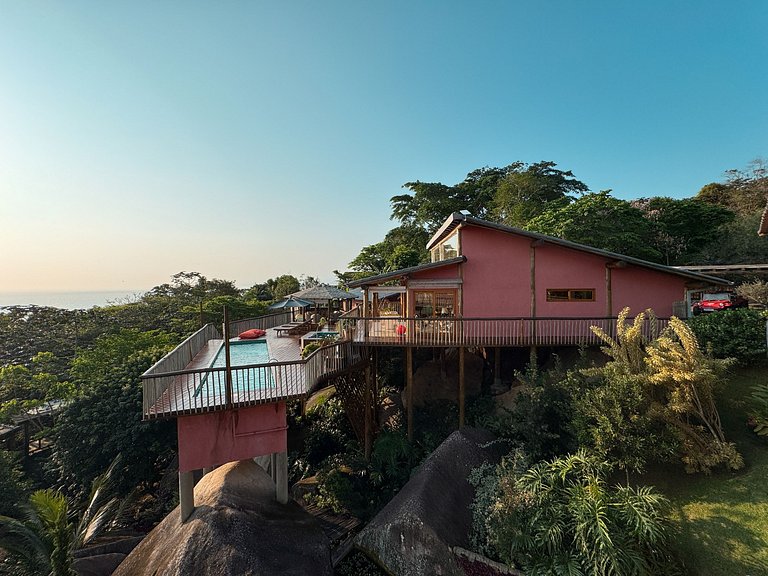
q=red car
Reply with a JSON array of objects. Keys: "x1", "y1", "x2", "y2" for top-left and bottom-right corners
[{"x1": 692, "y1": 292, "x2": 748, "y2": 315}]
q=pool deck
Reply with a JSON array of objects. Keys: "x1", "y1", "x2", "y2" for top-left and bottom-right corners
[{"x1": 146, "y1": 327, "x2": 309, "y2": 418}]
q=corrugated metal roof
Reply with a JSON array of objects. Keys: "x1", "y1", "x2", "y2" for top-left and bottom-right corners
[
  {"x1": 346, "y1": 257, "x2": 466, "y2": 288},
  {"x1": 426, "y1": 212, "x2": 731, "y2": 286}
]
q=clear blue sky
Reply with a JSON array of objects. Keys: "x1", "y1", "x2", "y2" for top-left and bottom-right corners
[{"x1": 1, "y1": 1, "x2": 766, "y2": 291}]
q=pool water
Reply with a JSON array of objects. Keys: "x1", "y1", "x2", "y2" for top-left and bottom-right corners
[
  {"x1": 195, "y1": 340, "x2": 274, "y2": 397},
  {"x1": 211, "y1": 340, "x2": 269, "y2": 367},
  {"x1": 304, "y1": 331, "x2": 340, "y2": 340}
]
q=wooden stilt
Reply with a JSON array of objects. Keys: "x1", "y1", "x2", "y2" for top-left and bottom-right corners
[
  {"x1": 364, "y1": 362, "x2": 372, "y2": 461},
  {"x1": 494, "y1": 348, "x2": 501, "y2": 388},
  {"x1": 459, "y1": 347, "x2": 465, "y2": 428},
  {"x1": 406, "y1": 347, "x2": 414, "y2": 442}
]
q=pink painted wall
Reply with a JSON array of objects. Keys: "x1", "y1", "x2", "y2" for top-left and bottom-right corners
[
  {"x1": 177, "y1": 402, "x2": 287, "y2": 472},
  {"x1": 611, "y1": 266, "x2": 686, "y2": 317},
  {"x1": 420, "y1": 224, "x2": 689, "y2": 319},
  {"x1": 409, "y1": 263, "x2": 461, "y2": 280},
  {"x1": 534, "y1": 243, "x2": 606, "y2": 317},
  {"x1": 460, "y1": 226, "x2": 532, "y2": 317}
]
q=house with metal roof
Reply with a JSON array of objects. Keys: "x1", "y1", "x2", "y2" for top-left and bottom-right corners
[{"x1": 346, "y1": 212, "x2": 728, "y2": 346}]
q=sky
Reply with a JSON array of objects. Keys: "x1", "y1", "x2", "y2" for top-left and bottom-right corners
[{"x1": 1, "y1": 1, "x2": 766, "y2": 293}]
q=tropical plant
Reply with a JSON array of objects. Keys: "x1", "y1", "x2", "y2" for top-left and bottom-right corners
[
  {"x1": 645, "y1": 317, "x2": 742, "y2": 473},
  {"x1": 0, "y1": 456, "x2": 132, "y2": 576},
  {"x1": 0, "y1": 450, "x2": 29, "y2": 519},
  {"x1": 587, "y1": 308, "x2": 742, "y2": 474},
  {"x1": 472, "y1": 450, "x2": 681, "y2": 575}
]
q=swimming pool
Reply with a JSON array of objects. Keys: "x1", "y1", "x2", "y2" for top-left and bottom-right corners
[{"x1": 195, "y1": 340, "x2": 274, "y2": 397}]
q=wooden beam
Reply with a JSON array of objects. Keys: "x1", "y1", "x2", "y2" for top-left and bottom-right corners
[
  {"x1": 406, "y1": 347, "x2": 414, "y2": 442},
  {"x1": 458, "y1": 347, "x2": 465, "y2": 428},
  {"x1": 364, "y1": 362, "x2": 372, "y2": 461}
]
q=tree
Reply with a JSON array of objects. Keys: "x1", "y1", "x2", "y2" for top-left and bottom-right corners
[
  {"x1": 472, "y1": 450, "x2": 679, "y2": 575},
  {"x1": 0, "y1": 456, "x2": 134, "y2": 576},
  {"x1": 391, "y1": 162, "x2": 588, "y2": 233},
  {"x1": 0, "y1": 450, "x2": 28, "y2": 518},
  {"x1": 51, "y1": 346, "x2": 176, "y2": 498},
  {"x1": 68, "y1": 329, "x2": 176, "y2": 392},
  {"x1": 689, "y1": 211, "x2": 768, "y2": 264},
  {"x1": 697, "y1": 158, "x2": 768, "y2": 217},
  {"x1": 737, "y1": 280, "x2": 768, "y2": 307},
  {"x1": 527, "y1": 191, "x2": 662, "y2": 261},
  {"x1": 631, "y1": 197, "x2": 735, "y2": 265},
  {"x1": 0, "y1": 489, "x2": 77, "y2": 576},
  {"x1": 0, "y1": 352, "x2": 75, "y2": 429},
  {"x1": 267, "y1": 275, "x2": 300, "y2": 300},
  {"x1": 299, "y1": 275, "x2": 320, "y2": 290},
  {"x1": 343, "y1": 224, "x2": 430, "y2": 278},
  {"x1": 492, "y1": 161, "x2": 589, "y2": 228}
]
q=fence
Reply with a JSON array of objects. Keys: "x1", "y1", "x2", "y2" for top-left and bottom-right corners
[
  {"x1": 342, "y1": 316, "x2": 670, "y2": 347},
  {"x1": 142, "y1": 339, "x2": 360, "y2": 419}
]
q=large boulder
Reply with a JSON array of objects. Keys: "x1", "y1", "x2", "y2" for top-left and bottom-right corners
[
  {"x1": 113, "y1": 460, "x2": 332, "y2": 576},
  {"x1": 355, "y1": 427, "x2": 506, "y2": 576}
]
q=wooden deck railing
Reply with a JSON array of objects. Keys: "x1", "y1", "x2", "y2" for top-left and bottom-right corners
[
  {"x1": 142, "y1": 323, "x2": 221, "y2": 416},
  {"x1": 142, "y1": 340, "x2": 360, "y2": 420},
  {"x1": 340, "y1": 316, "x2": 670, "y2": 347},
  {"x1": 227, "y1": 311, "x2": 292, "y2": 335}
]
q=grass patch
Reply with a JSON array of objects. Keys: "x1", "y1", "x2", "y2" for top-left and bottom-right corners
[{"x1": 640, "y1": 360, "x2": 768, "y2": 575}]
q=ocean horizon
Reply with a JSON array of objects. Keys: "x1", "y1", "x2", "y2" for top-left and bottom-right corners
[{"x1": 0, "y1": 289, "x2": 147, "y2": 310}]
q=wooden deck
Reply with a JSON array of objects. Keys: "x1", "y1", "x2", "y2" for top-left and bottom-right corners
[
  {"x1": 341, "y1": 316, "x2": 669, "y2": 348},
  {"x1": 142, "y1": 323, "x2": 359, "y2": 420}
]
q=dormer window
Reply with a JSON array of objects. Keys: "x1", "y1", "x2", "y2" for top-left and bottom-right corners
[{"x1": 430, "y1": 231, "x2": 459, "y2": 262}]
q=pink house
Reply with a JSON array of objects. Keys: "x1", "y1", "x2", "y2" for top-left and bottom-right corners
[
  {"x1": 348, "y1": 212, "x2": 728, "y2": 333},
  {"x1": 344, "y1": 213, "x2": 729, "y2": 436}
]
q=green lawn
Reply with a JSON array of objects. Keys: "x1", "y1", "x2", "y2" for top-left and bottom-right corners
[{"x1": 643, "y1": 360, "x2": 768, "y2": 576}]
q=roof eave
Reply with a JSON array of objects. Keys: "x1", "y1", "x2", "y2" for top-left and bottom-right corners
[{"x1": 346, "y1": 256, "x2": 467, "y2": 288}]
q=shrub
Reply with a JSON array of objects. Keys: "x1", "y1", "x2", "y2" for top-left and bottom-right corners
[
  {"x1": 687, "y1": 308, "x2": 767, "y2": 361},
  {"x1": 502, "y1": 366, "x2": 578, "y2": 462},
  {"x1": 472, "y1": 450, "x2": 681, "y2": 575},
  {"x1": 750, "y1": 381, "x2": 768, "y2": 437},
  {"x1": 572, "y1": 371, "x2": 676, "y2": 476}
]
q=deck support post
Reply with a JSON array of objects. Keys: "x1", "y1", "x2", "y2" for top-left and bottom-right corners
[
  {"x1": 406, "y1": 347, "x2": 414, "y2": 442},
  {"x1": 494, "y1": 348, "x2": 502, "y2": 388},
  {"x1": 275, "y1": 451, "x2": 288, "y2": 504},
  {"x1": 179, "y1": 470, "x2": 195, "y2": 523},
  {"x1": 364, "y1": 361, "x2": 372, "y2": 461},
  {"x1": 458, "y1": 347, "x2": 465, "y2": 428}
]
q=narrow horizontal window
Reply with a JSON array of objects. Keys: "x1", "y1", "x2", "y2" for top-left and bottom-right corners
[{"x1": 546, "y1": 289, "x2": 595, "y2": 302}]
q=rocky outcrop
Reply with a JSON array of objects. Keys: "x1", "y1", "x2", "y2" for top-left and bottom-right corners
[
  {"x1": 355, "y1": 427, "x2": 506, "y2": 576},
  {"x1": 113, "y1": 460, "x2": 332, "y2": 576}
]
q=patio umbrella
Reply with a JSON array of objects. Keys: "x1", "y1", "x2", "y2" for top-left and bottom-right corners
[
  {"x1": 269, "y1": 296, "x2": 314, "y2": 321},
  {"x1": 268, "y1": 296, "x2": 314, "y2": 310}
]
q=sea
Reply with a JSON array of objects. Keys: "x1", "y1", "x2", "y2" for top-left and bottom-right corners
[{"x1": 0, "y1": 290, "x2": 146, "y2": 311}]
